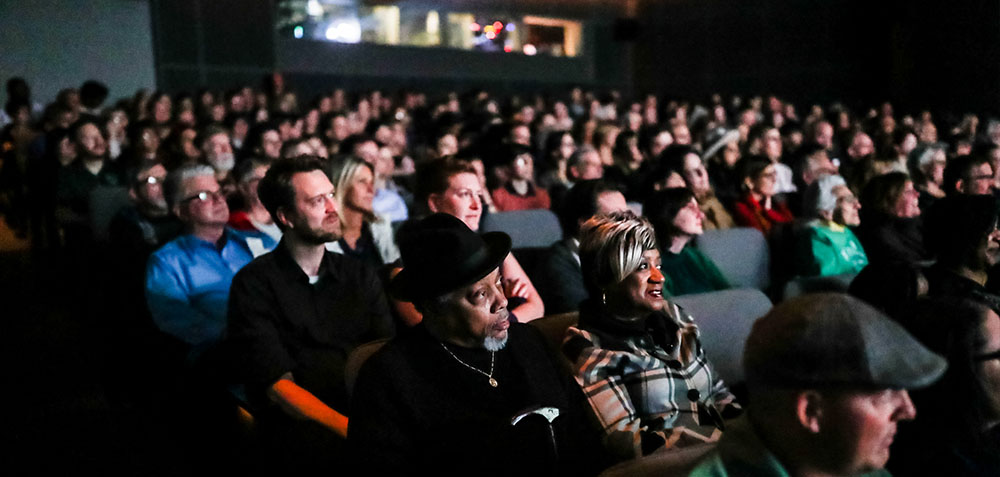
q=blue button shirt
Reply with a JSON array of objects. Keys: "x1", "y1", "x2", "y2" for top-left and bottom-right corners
[{"x1": 145, "y1": 228, "x2": 275, "y2": 353}]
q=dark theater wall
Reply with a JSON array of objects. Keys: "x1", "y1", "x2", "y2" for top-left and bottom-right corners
[
  {"x1": 0, "y1": 0, "x2": 156, "y2": 105},
  {"x1": 151, "y1": 0, "x2": 635, "y2": 97},
  {"x1": 634, "y1": 0, "x2": 1000, "y2": 115},
  {"x1": 151, "y1": 0, "x2": 276, "y2": 92}
]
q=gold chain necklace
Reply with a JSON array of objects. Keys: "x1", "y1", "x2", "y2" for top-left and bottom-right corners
[{"x1": 440, "y1": 343, "x2": 498, "y2": 387}]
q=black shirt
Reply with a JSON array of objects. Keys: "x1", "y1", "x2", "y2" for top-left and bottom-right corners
[
  {"x1": 348, "y1": 323, "x2": 608, "y2": 475},
  {"x1": 227, "y1": 240, "x2": 395, "y2": 413}
]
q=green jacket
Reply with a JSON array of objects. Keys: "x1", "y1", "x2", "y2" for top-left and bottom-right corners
[
  {"x1": 689, "y1": 417, "x2": 892, "y2": 477},
  {"x1": 796, "y1": 222, "x2": 868, "y2": 277},
  {"x1": 662, "y1": 245, "x2": 731, "y2": 297}
]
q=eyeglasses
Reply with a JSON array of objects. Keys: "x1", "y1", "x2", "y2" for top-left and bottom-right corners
[{"x1": 181, "y1": 189, "x2": 225, "y2": 204}]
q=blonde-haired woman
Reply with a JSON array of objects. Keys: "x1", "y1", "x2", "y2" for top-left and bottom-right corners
[{"x1": 326, "y1": 156, "x2": 399, "y2": 267}]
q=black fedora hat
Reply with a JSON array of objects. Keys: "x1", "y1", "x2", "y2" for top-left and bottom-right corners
[{"x1": 390, "y1": 213, "x2": 511, "y2": 302}]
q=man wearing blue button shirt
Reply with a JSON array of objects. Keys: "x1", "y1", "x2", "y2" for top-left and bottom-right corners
[{"x1": 145, "y1": 164, "x2": 274, "y2": 360}]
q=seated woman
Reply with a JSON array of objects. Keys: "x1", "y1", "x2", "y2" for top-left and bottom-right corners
[
  {"x1": 794, "y1": 174, "x2": 868, "y2": 277},
  {"x1": 856, "y1": 171, "x2": 929, "y2": 266},
  {"x1": 730, "y1": 155, "x2": 794, "y2": 237},
  {"x1": 644, "y1": 188, "x2": 730, "y2": 296},
  {"x1": 889, "y1": 297, "x2": 1000, "y2": 476},
  {"x1": 661, "y1": 144, "x2": 734, "y2": 230},
  {"x1": 396, "y1": 158, "x2": 544, "y2": 324},
  {"x1": 563, "y1": 211, "x2": 740, "y2": 461},
  {"x1": 326, "y1": 156, "x2": 400, "y2": 268}
]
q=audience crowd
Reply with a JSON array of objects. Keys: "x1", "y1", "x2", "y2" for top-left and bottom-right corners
[{"x1": 3, "y1": 73, "x2": 1000, "y2": 475}]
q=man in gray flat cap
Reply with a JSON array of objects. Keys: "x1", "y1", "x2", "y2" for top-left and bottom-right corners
[{"x1": 690, "y1": 293, "x2": 947, "y2": 477}]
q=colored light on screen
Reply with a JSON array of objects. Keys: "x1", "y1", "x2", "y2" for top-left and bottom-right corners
[
  {"x1": 493, "y1": 21, "x2": 503, "y2": 30},
  {"x1": 504, "y1": 46, "x2": 512, "y2": 52},
  {"x1": 485, "y1": 31, "x2": 496, "y2": 40},
  {"x1": 523, "y1": 44, "x2": 537, "y2": 56},
  {"x1": 293, "y1": 26, "x2": 304, "y2": 39},
  {"x1": 470, "y1": 22, "x2": 481, "y2": 31},
  {"x1": 505, "y1": 23, "x2": 515, "y2": 32}
]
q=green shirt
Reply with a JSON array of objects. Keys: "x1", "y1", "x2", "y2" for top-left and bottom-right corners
[
  {"x1": 689, "y1": 416, "x2": 892, "y2": 477},
  {"x1": 797, "y1": 222, "x2": 868, "y2": 277},
  {"x1": 661, "y1": 245, "x2": 731, "y2": 297}
]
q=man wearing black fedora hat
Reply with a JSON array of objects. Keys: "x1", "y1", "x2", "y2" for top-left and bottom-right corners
[{"x1": 347, "y1": 213, "x2": 605, "y2": 475}]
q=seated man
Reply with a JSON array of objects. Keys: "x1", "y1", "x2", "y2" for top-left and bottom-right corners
[
  {"x1": 110, "y1": 161, "x2": 181, "y2": 321},
  {"x1": 145, "y1": 164, "x2": 275, "y2": 359},
  {"x1": 348, "y1": 213, "x2": 604, "y2": 475},
  {"x1": 536, "y1": 179, "x2": 628, "y2": 314},
  {"x1": 227, "y1": 156, "x2": 394, "y2": 470},
  {"x1": 923, "y1": 194, "x2": 1000, "y2": 310},
  {"x1": 690, "y1": 293, "x2": 947, "y2": 477}
]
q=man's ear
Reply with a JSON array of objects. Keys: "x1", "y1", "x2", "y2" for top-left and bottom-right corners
[
  {"x1": 172, "y1": 202, "x2": 185, "y2": 220},
  {"x1": 819, "y1": 209, "x2": 834, "y2": 222},
  {"x1": 275, "y1": 206, "x2": 293, "y2": 230},
  {"x1": 427, "y1": 194, "x2": 441, "y2": 213},
  {"x1": 955, "y1": 179, "x2": 965, "y2": 193},
  {"x1": 795, "y1": 390, "x2": 823, "y2": 434}
]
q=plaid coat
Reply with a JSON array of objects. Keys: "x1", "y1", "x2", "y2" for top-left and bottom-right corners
[{"x1": 563, "y1": 299, "x2": 741, "y2": 460}]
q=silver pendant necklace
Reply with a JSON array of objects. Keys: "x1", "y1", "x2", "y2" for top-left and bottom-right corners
[{"x1": 440, "y1": 342, "x2": 498, "y2": 387}]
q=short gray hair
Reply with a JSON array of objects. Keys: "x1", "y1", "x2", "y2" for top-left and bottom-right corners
[
  {"x1": 164, "y1": 164, "x2": 216, "y2": 208},
  {"x1": 578, "y1": 210, "x2": 658, "y2": 297},
  {"x1": 803, "y1": 174, "x2": 847, "y2": 218}
]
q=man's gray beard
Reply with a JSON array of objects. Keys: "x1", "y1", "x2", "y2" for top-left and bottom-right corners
[
  {"x1": 483, "y1": 334, "x2": 508, "y2": 352},
  {"x1": 210, "y1": 152, "x2": 235, "y2": 172}
]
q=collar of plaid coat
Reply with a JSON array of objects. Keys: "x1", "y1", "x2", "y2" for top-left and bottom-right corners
[{"x1": 575, "y1": 298, "x2": 681, "y2": 354}]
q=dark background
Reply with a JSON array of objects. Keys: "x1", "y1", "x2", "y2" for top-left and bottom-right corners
[{"x1": 147, "y1": 0, "x2": 1000, "y2": 115}]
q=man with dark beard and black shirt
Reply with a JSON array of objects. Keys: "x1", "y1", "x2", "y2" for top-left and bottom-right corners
[{"x1": 226, "y1": 156, "x2": 394, "y2": 471}]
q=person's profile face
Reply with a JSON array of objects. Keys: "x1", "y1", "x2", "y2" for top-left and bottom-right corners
[
  {"x1": 287, "y1": 170, "x2": 339, "y2": 244},
  {"x1": 682, "y1": 153, "x2": 711, "y2": 195},
  {"x1": 672, "y1": 198, "x2": 705, "y2": 237},
  {"x1": 751, "y1": 165, "x2": 778, "y2": 198},
  {"x1": 893, "y1": 181, "x2": 921, "y2": 218},
  {"x1": 965, "y1": 162, "x2": 995, "y2": 195},
  {"x1": 345, "y1": 166, "x2": 375, "y2": 214},
  {"x1": 441, "y1": 268, "x2": 510, "y2": 351},
  {"x1": 832, "y1": 185, "x2": 861, "y2": 227},
  {"x1": 606, "y1": 249, "x2": 666, "y2": 319},
  {"x1": 177, "y1": 175, "x2": 228, "y2": 227},
  {"x1": 137, "y1": 164, "x2": 168, "y2": 211},
  {"x1": 430, "y1": 172, "x2": 482, "y2": 231},
  {"x1": 817, "y1": 389, "x2": 916, "y2": 475},
  {"x1": 76, "y1": 123, "x2": 107, "y2": 158},
  {"x1": 575, "y1": 151, "x2": 604, "y2": 181}
]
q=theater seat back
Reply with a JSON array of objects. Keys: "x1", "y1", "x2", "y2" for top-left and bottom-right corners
[
  {"x1": 695, "y1": 227, "x2": 770, "y2": 290},
  {"x1": 673, "y1": 288, "x2": 772, "y2": 385},
  {"x1": 480, "y1": 209, "x2": 562, "y2": 249}
]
